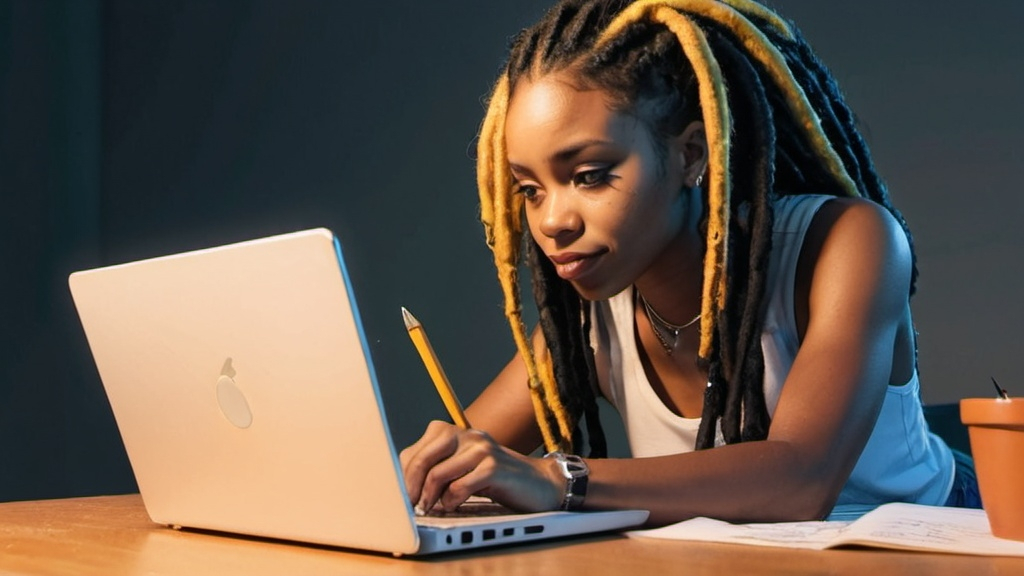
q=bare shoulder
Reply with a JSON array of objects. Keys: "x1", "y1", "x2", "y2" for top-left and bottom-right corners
[
  {"x1": 794, "y1": 197, "x2": 912, "y2": 340},
  {"x1": 809, "y1": 197, "x2": 910, "y2": 260},
  {"x1": 801, "y1": 197, "x2": 912, "y2": 285}
]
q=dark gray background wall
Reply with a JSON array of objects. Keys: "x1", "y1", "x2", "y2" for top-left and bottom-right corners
[{"x1": 2, "y1": 0, "x2": 1021, "y2": 502}]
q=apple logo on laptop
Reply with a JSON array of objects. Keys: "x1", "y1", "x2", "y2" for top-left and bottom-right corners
[{"x1": 216, "y1": 358, "x2": 253, "y2": 428}]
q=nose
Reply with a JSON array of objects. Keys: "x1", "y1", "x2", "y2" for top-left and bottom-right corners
[{"x1": 535, "y1": 189, "x2": 582, "y2": 242}]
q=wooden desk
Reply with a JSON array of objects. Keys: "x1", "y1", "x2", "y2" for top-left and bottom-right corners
[{"x1": 1, "y1": 495, "x2": 1022, "y2": 575}]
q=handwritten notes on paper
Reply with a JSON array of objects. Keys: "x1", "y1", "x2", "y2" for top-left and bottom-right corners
[{"x1": 628, "y1": 503, "x2": 1024, "y2": 557}]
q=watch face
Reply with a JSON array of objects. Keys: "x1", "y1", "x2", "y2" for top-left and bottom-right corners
[
  {"x1": 547, "y1": 452, "x2": 588, "y2": 477},
  {"x1": 564, "y1": 458, "x2": 587, "y2": 477},
  {"x1": 545, "y1": 452, "x2": 589, "y2": 511}
]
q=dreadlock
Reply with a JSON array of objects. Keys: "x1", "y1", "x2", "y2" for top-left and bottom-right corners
[{"x1": 476, "y1": 0, "x2": 917, "y2": 455}]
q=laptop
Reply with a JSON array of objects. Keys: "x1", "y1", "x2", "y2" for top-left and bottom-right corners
[{"x1": 68, "y1": 228, "x2": 648, "y2": 556}]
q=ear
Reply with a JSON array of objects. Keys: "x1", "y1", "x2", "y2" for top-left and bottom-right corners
[{"x1": 671, "y1": 121, "x2": 708, "y2": 187}]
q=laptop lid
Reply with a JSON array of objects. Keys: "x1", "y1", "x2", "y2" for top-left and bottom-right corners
[{"x1": 69, "y1": 228, "x2": 647, "y2": 556}]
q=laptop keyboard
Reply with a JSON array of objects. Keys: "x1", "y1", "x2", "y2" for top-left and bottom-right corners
[
  {"x1": 414, "y1": 497, "x2": 524, "y2": 528},
  {"x1": 424, "y1": 499, "x2": 516, "y2": 518}
]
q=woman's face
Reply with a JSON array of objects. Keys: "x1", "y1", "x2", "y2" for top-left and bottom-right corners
[{"x1": 504, "y1": 71, "x2": 705, "y2": 301}]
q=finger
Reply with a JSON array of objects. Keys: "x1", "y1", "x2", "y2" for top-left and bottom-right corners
[
  {"x1": 442, "y1": 450, "x2": 560, "y2": 513},
  {"x1": 401, "y1": 421, "x2": 459, "y2": 503},
  {"x1": 400, "y1": 420, "x2": 453, "y2": 470},
  {"x1": 417, "y1": 436, "x2": 494, "y2": 512},
  {"x1": 404, "y1": 442, "x2": 458, "y2": 504},
  {"x1": 438, "y1": 456, "x2": 499, "y2": 511},
  {"x1": 417, "y1": 445, "x2": 483, "y2": 512}
]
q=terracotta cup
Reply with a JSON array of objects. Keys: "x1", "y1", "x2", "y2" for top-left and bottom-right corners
[{"x1": 960, "y1": 398, "x2": 1024, "y2": 541}]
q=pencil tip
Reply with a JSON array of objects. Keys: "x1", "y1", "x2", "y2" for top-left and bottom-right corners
[{"x1": 401, "y1": 306, "x2": 419, "y2": 329}]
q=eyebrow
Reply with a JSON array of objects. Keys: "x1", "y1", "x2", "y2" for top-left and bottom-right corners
[{"x1": 508, "y1": 139, "x2": 616, "y2": 176}]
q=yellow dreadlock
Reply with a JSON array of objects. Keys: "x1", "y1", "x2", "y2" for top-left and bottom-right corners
[
  {"x1": 477, "y1": 75, "x2": 573, "y2": 452},
  {"x1": 599, "y1": 4, "x2": 732, "y2": 361}
]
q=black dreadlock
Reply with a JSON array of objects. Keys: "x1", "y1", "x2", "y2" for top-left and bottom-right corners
[{"x1": 478, "y1": 0, "x2": 917, "y2": 454}]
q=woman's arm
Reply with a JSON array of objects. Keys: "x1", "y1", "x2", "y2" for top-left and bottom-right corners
[
  {"x1": 403, "y1": 198, "x2": 913, "y2": 525},
  {"x1": 585, "y1": 198, "x2": 913, "y2": 524}
]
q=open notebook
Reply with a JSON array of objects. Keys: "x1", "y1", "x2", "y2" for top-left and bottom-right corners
[{"x1": 69, "y1": 228, "x2": 647, "y2": 555}]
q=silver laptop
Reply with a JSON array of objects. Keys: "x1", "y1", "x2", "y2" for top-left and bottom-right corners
[{"x1": 68, "y1": 228, "x2": 647, "y2": 555}]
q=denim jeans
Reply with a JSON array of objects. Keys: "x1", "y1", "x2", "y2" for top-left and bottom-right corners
[{"x1": 944, "y1": 448, "x2": 983, "y2": 508}]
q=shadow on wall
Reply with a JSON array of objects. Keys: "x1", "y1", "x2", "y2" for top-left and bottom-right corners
[{"x1": 2, "y1": 0, "x2": 1022, "y2": 502}]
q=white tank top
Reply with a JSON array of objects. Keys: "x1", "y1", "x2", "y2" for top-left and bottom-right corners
[{"x1": 590, "y1": 195, "x2": 954, "y2": 511}]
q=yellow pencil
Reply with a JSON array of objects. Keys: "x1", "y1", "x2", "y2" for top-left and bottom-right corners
[{"x1": 401, "y1": 307, "x2": 471, "y2": 429}]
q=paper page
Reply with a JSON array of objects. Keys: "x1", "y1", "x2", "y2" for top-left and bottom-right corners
[
  {"x1": 628, "y1": 516, "x2": 851, "y2": 550},
  {"x1": 836, "y1": 503, "x2": 1024, "y2": 557},
  {"x1": 629, "y1": 504, "x2": 1024, "y2": 557}
]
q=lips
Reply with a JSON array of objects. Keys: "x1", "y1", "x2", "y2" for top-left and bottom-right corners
[{"x1": 548, "y1": 251, "x2": 605, "y2": 281}]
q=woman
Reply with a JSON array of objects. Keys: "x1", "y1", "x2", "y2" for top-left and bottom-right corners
[{"x1": 401, "y1": 0, "x2": 978, "y2": 526}]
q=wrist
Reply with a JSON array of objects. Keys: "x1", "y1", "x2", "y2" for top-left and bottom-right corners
[{"x1": 544, "y1": 452, "x2": 589, "y2": 511}]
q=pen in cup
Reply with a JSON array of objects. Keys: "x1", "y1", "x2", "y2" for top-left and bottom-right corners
[
  {"x1": 402, "y1": 307, "x2": 471, "y2": 429},
  {"x1": 992, "y1": 377, "x2": 1010, "y2": 400}
]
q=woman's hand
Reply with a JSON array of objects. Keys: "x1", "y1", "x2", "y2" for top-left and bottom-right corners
[{"x1": 399, "y1": 420, "x2": 563, "y2": 515}]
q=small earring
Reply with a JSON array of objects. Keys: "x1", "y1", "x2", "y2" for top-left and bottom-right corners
[{"x1": 695, "y1": 174, "x2": 704, "y2": 188}]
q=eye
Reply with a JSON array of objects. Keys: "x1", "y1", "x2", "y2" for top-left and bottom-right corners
[
  {"x1": 572, "y1": 166, "x2": 614, "y2": 189},
  {"x1": 514, "y1": 182, "x2": 540, "y2": 201}
]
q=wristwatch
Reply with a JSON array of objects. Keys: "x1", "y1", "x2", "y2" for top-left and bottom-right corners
[{"x1": 545, "y1": 452, "x2": 589, "y2": 511}]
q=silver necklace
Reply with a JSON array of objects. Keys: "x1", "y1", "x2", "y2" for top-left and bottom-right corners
[{"x1": 637, "y1": 290, "x2": 700, "y2": 355}]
